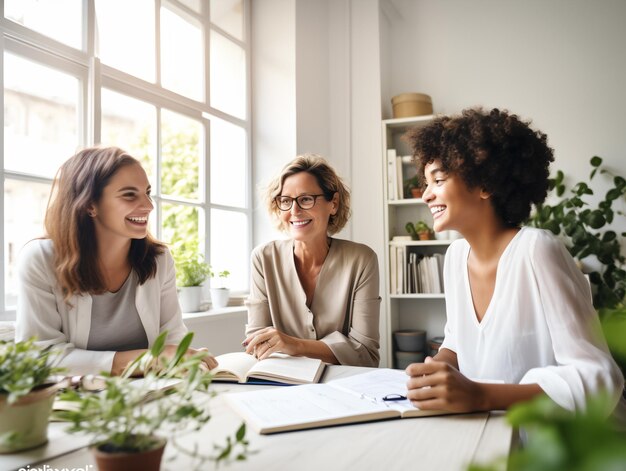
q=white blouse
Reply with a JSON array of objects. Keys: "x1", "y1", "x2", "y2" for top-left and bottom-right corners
[{"x1": 441, "y1": 227, "x2": 624, "y2": 413}]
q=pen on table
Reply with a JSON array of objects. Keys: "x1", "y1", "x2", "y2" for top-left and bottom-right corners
[{"x1": 382, "y1": 394, "x2": 407, "y2": 402}]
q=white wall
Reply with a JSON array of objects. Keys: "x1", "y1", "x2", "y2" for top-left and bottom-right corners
[
  {"x1": 384, "y1": 0, "x2": 626, "y2": 238},
  {"x1": 250, "y1": 0, "x2": 298, "y2": 247},
  {"x1": 248, "y1": 0, "x2": 626, "y2": 366}
]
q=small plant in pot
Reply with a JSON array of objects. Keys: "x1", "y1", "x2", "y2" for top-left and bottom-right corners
[
  {"x1": 210, "y1": 268, "x2": 231, "y2": 309},
  {"x1": 405, "y1": 220, "x2": 433, "y2": 241},
  {"x1": 0, "y1": 338, "x2": 65, "y2": 453},
  {"x1": 56, "y1": 331, "x2": 250, "y2": 470},
  {"x1": 175, "y1": 252, "x2": 211, "y2": 313},
  {"x1": 404, "y1": 175, "x2": 423, "y2": 199}
]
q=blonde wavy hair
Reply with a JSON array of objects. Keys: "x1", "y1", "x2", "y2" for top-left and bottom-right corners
[{"x1": 264, "y1": 154, "x2": 351, "y2": 235}]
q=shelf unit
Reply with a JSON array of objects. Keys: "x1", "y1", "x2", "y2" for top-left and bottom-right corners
[{"x1": 382, "y1": 115, "x2": 449, "y2": 368}]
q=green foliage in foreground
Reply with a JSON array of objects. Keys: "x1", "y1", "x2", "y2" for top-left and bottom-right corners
[
  {"x1": 470, "y1": 307, "x2": 626, "y2": 471},
  {"x1": 470, "y1": 394, "x2": 626, "y2": 471},
  {"x1": 56, "y1": 332, "x2": 250, "y2": 465},
  {"x1": 0, "y1": 338, "x2": 64, "y2": 404}
]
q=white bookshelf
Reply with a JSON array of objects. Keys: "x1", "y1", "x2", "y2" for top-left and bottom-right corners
[{"x1": 382, "y1": 116, "x2": 449, "y2": 368}]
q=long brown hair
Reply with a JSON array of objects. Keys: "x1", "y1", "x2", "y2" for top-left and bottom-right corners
[{"x1": 45, "y1": 146, "x2": 165, "y2": 301}]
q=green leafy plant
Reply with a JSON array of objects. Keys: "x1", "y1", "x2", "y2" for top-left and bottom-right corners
[
  {"x1": 174, "y1": 253, "x2": 212, "y2": 288},
  {"x1": 56, "y1": 331, "x2": 250, "y2": 464},
  {"x1": 405, "y1": 220, "x2": 432, "y2": 240},
  {"x1": 469, "y1": 308, "x2": 626, "y2": 471},
  {"x1": 528, "y1": 156, "x2": 626, "y2": 309},
  {"x1": 0, "y1": 338, "x2": 64, "y2": 404},
  {"x1": 210, "y1": 268, "x2": 231, "y2": 289},
  {"x1": 404, "y1": 175, "x2": 423, "y2": 197},
  {"x1": 470, "y1": 394, "x2": 626, "y2": 471}
]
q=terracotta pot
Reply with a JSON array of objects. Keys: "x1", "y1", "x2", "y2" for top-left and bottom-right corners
[
  {"x1": 418, "y1": 231, "x2": 431, "y2": 241},
  {"x1": 410, "y1": 187, "x2": 423, "y2": 198},
  {"x1": 0, "y1": 382, "x2": 61, "y2": 453},
  {"x1": 91, "y1": 437, "x2": 166, "y2": 471}
]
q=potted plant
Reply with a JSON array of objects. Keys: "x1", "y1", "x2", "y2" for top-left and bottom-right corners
[
  {"x1": 210, "y1": 269, "x2": 231, "y2": 309},
  {"x1": 0, "y1": 338, "x2": 65, "y2": 453},
  {"x1": 405, "y1": 220, "x2": 432, "y2": 240},
  {"x1": 404, "y1": 175, "x2": 423, "y2": 199},
  {"x1": 528, "y1": 156, "x2": 626, "y2": 310},
  {"x1": 56, "y1": 331, "x2": 250, "y2": 470},
  {"x1": 174, "y1": 253, "x2": 211, "y2": 313}
]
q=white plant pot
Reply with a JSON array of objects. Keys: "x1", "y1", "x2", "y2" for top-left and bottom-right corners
[
  {"x1": 210, "y1": 288, "x2": 230, "y2": 309},
  {"x1": 0, "y1": 384, "x2": 58, "y2": 453},
  {"x1": 178, "y1": 286, "x2": 204, "y2": 313}
]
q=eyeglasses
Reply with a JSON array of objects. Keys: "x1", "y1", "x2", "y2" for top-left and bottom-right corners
[{"x1": 275, "y1": 194, "x2": 326, "y2": 211}]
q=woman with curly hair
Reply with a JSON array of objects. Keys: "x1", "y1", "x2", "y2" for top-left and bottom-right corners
[
  {"x1": 404, "y1": 108, "x2": 624, "y2": 414},
  {"x1": 16, "y1": 147, "x2": 217, "y2": 375},
  {"x1": 243, "y1": 154, "x2": 381, "y2": 367}
]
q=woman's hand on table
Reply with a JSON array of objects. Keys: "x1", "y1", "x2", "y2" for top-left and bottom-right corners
[
  {"x1": 405, "y1": 356, "x2": 483, "y2": 412},
  {"x1": 242, "y1": 327, "x2": 301, "y2": 360}
]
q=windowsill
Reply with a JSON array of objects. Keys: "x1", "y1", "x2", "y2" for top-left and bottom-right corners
[{"x1": 182, "y1": 306, "x2": 247, "y2": 321}]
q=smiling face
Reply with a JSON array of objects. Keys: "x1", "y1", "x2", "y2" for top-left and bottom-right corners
[
  {"x1": 422, "y1": 160, "x2": 489, "y2": 234},
  {"x1": 89, "y1": 163, "x2": 154, "y2": 245},
  {"x1": 279, "y1": 171, "x2": 338, "y2": 243}
]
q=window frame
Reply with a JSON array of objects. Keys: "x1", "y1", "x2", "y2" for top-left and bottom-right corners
[{"x1": 0, "y1": 0, "x2": 252, "y2": 320}]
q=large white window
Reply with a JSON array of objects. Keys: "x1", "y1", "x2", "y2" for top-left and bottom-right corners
[{"x1": 1, "y1": 0, "x2": 251, "y2": 318}]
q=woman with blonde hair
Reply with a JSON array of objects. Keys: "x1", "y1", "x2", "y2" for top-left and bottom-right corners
[
  {"x1": 16, "y1": 146, "x2": 217, "y2": 375},
  {"x1": 243, "y1": 154, "x2": 381, "y2": 367}
]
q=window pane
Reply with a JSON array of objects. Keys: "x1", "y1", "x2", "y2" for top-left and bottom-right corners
[
  {"x1": 162, "y1": 202, "x2": 203, "y2": 261},
  {"x1": 4, "y1": 53, "x2": 79, "y2": 178},
  {"x1": 210, "y1": 209, "x2": 247, "y2": 291},
  {"x1": 101, "y1": 89, "x2": 157, "y2": 184},
  {"x1": 95, "y1": 0, "x2": 155, "y2": 82},
  {"x1": 4, "y1": 179, "x2": 51, "y2": 308},
  {"x1": 210, "y1": 31, "x2": 246, "y2": 119},
  {"x1": 161, "y1": 110, "x2": 202, "y2": 200},
  {"x1": 5, "y1": 0, "x2": 82, "y2": 49},
  {"x1": 161, "y1": 7, "x2": 203, "y2": 101},
  {"x1": 179, "y1": 0, "x2": 203, "y2": 14},
  {"x1": 210, "y1": 0, "x2": 243, "y2": 40},
  {"x1": 210, "y1": 118, "x2": 246, "y2": 207}
]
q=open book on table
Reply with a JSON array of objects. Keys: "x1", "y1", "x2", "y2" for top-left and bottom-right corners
[
  {"x1": 211, "y1": 352, "x2": 326, "y2": 385},
  {"x1": 51, "y1": 377, "x2": 181, "y2": 419},
  {"x1": 224, "y1": 368, "x2": 454, "y2": 434}
]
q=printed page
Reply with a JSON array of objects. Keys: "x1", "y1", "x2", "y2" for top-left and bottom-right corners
[
  {"x1": 225, "y1": 383, "x2": 396, "y2": 434},
  {"x1": 328, "y1": 368, "x2": 443, "y2": 417},
  {"x1": 247, "y1": 353, "x2": 324, "y2": 384},
  {"x1": 212, "y1": 352, "x2": 259, "y2": 382}
]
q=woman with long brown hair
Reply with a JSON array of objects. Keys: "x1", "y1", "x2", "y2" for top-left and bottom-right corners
[{"x1": 16, "y1": 146, "x2": 217, "y2": 375}]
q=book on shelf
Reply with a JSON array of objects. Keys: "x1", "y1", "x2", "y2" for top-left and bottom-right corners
[
  {"x1": 389, "y1": 245, "x2": 398, "y2": 294},
  {"x1": 391, "y1": 247, "x2": 444, "y2": 295},
  {"x1": 398, "y1": 155, "x2": 418, "y2": 199},
  {"x1": 387, "y1": 148, "x2": 398, "y2": 200},
  {"x1": 386, "y1": 150, "x2": 421, "y2": 201},
  {"x1": 211, "y1": 352, "x2": 326, "y2": 385},
  {"x1": 224, "y1": 368, "x2": 455, "y2": 434}
]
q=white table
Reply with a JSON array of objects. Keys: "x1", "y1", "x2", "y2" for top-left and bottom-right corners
[{"x1": 3, "y1": 366, "x2": 513, "y2": 471}]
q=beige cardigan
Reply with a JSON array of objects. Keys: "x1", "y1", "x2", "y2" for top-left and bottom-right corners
[
  {"x1": 246, "y1": 238, "x2": 381, "y2": 367},
  {"x1": 16, "y1": 239, "x2": 188, "y2": 375}
]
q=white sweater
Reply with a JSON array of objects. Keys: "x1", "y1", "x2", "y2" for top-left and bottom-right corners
[
  {"x1": 16, "y1": 239, "x2": 188, "y2": 375},
  {"x1": 441, "y1": 227, "x2": 624, "y2": 413}
]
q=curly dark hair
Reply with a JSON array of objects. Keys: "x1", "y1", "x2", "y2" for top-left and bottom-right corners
[{"x1": 405, "y1": 107, "x2": 554, "y2": 227}]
